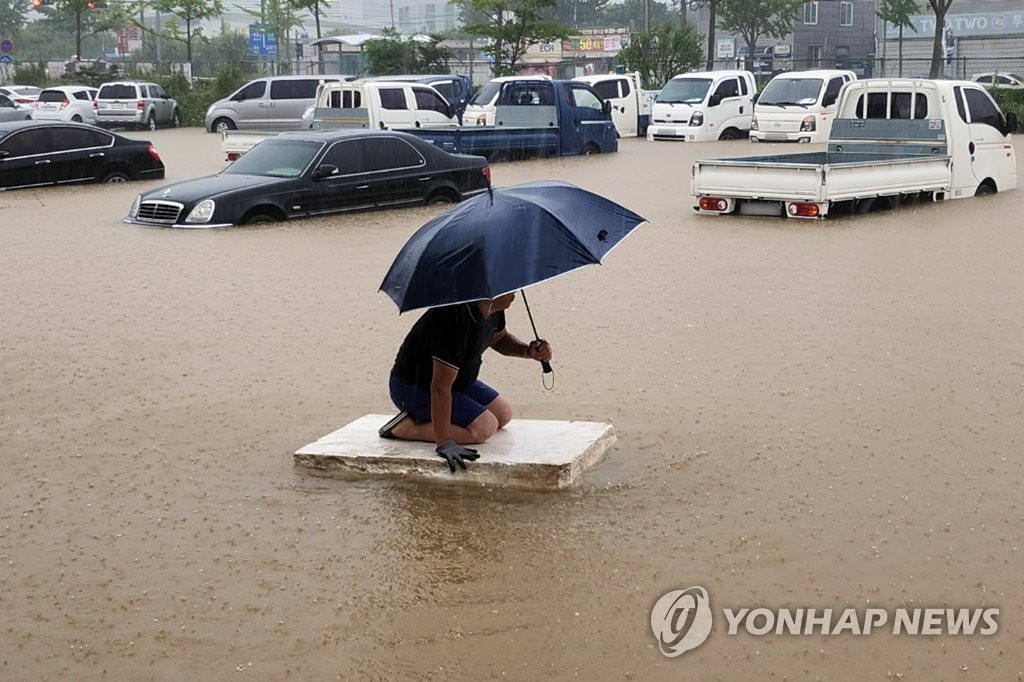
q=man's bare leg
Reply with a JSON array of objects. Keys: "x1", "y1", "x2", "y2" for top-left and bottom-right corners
[{"x1": 389, "y1": 409, "x2": 499, "y2": 445}]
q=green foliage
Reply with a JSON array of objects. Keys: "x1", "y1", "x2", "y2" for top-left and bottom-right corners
[
  {"x1": 876, "y1": 0, "x2": 919, "y2": 31},
  {"x1": 617, "y1": 22, "x2": 702, "y2": 90},
  {"x1": 541, "y1": 0, "x2": 609, "y2": 28},
  {"x1": 599, "y1": 0, "x2": 673, "y2": 30},
  {"x1": 12, "y1": 61, "x2": 49, "y2": 86},
  {"x1": 1, "y1": 0, "x2": 29, "y2": 37},
  {"x1": 715, "y1": 0, "x2": 804, "y2": 70},
  {"x1": 364, "y1": 28, "x2": 452, "y2": 75},
  {"x1": 990, "y1": 87, "x2": 1024, "y2": 130},
  {"x1": 458, "y1": 0, "x2": 574, "y2": 76},
  {"x1": 151, "y1": 0, "x2": 225, "y2": 63}
]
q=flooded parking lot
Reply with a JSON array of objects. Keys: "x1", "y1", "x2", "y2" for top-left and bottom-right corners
[{"x1": 2, "y1": 127, "x2": 1023, "y2": 679}]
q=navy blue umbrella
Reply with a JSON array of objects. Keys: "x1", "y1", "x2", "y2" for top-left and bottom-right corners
[{"x1": 380, "y1": 180, "x2": 647, "y2": 313}]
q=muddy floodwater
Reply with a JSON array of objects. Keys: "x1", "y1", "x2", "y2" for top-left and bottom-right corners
[{"x1": 2, "y1": 128, "x2": 1023, "y2": 680}]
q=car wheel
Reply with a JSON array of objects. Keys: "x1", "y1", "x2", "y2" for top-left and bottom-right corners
[
  {"x1": 101, "y1": 169, "x2": 132, "y2": 183},
  {"x1": 242, "y1": 212, "x2": 278, "y2": 225},
  {"x1": 71, "y1": 114, "x2": 82, "y2": 122},
  {"x1": 582, "y1": 143, "x2": 600, "y2": 155},
  {"x1": 426, "y1": 189, "x2": 458, "y2": 205},
  {"x1": 213, "y1": 117, "x2": 236, "y2": 134},
  {"x1": 147, "y1": 113, "x2": 156, "y2": 131},
  {"x1": 975, "y1": 182, "x2": 995, "y2": 196},
  {"x1": 172, "y1": 109, "x2": 182, "y2": 128}
]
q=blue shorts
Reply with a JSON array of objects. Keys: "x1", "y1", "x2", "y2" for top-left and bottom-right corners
[{"x1": 389, "y1": 374, "x2": 499, "y2": 428}]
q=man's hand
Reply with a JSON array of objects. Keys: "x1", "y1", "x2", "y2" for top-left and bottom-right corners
[
  {"x1": 435, "y1": 440, "x2": 480, "y2": 472},
  {"x1": 528, "y1": 339, "x2": 552, "y2": 362}
]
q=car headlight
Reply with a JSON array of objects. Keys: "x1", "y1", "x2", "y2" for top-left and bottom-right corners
[
  {"x1": 128, "y1": 194, "x2": 140, "y2": 218},
  {"x1": 185, "y1": 199, "x2": 216, "y2": 223},
  {"x1": 800, "y1": 115, "x2": 816, "y2": 132},
  {"x1": 689, "y1": 111, "x2": 704, "y2": 127}
]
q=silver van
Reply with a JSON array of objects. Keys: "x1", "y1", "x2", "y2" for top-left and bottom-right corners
[{"x1": 204, "y1": 75, "x2": 353, "y2": 133}]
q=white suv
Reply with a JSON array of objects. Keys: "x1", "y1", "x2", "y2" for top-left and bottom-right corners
[
  {"x1": 95, "y1": 81, "x2": 181, "y2": 130},
  {"x1": 32, "y1": 85, "x2": 99, "y2": 124}
]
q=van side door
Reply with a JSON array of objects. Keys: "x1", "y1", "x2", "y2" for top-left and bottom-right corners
[
  {"x1": 267, "y1": 79, "x2": 317, "y2": 129},
  {"x1": 231, "y1": 79, "x2": 269, "y2": 129},
  {"x1": 955, "y1": 86, "x2": 1015, "y2": 192},
  {"x1": 708, "y1": 77, "x2": 746, "y2": 138}
]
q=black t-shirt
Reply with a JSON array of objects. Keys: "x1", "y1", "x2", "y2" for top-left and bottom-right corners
[{"x1": 391, "y1": 304, "x2": 506, "y2": 390}]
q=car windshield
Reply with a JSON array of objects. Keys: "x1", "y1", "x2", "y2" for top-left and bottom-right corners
[
  {"x1": 222, "y1": 139, "x2": 323, "y2": 177},
  {"x1": 100, "y1": 84, "x2": 137, "y2": 99},
  {"x1": 469, "y1": 81, "x2": 501, "y2": 107},
  {"x1": 38, "y1": 90, "x2": 69, "y2": 102},
  {"x1": 759, "y1": 78, "x2": 823, "y2": 106},
  {"x1": 657, "y1": 79, "x2": 711, "y2": 104}
]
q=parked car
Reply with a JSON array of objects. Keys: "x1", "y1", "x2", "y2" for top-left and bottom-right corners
[
  {"x1": 0, "y1": 85, "x2": 42, "y2": 108},
  {"x1": 204, "y1": 74, "x2": 353, "y2": 133},
  {"x1": 124, "y1": 129, "x2": 491, "y2": 228},
  {"x1": 31, "y1": 85, "x2": 99, "y2": 124},
  {"x1": 95, "y1": 81, "x2": 181, "y2": 130},
  {"x1": 0, "y1": 94, "x2": 34, "y2": 123},
  {"x1": 970, "y1": 73, "x2": 1024, "y2": 90},
  {"x1": 0, "y1": 120, "x2": 165, "y2": 190}
]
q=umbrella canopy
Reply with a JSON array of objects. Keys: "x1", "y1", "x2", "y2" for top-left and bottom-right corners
[{"x1": 380, "y1": 180, "x2": 646, "y2": 313}]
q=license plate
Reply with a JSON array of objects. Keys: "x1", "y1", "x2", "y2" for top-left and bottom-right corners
[{"x1": 112, "y1": 103, "x2": 124, "y2": 109}]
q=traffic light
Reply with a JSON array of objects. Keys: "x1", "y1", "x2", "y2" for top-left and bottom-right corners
[
  {"x1": 295, "y1": 42, "x2": 304, "y2": 60},
  {"x1": 30, "y1": 0, "x2": 54, "y2": 7}
]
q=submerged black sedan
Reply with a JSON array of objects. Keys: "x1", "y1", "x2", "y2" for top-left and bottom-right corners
[
  {"x1": 0, "y1": 120, "x2": 165, "y2": 190},
  {"x1": 124, "y1": 129, "x2": 492, "y2": 228}
]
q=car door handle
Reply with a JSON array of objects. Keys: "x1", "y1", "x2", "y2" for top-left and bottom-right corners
[
  {"x1": 418, "y1": 176, "x2": 432, "y2": 182},
  {"x1": 356, "y1": 185, "x2": 370, "y2": 190},
  {"x1": 34, "y1": 159, "x2": 51, "y2": 165},
  {"x1": 90, "y1": 152, "x2": 105, "y2": 158}
]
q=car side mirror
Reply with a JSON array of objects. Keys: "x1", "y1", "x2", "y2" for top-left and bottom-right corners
[
  {"x1": 0, "y1": 150, "x2": 9, "y2": 159},
  {"x1": 823, "y1": 95, "x2": 837, "y2": 107},
  {"x1": 708, "y1": 93, "x2": 722, "y2": 107},
  {"x1": 313, "y1": 164, "x2": 338, "y2": 179},
  {"x1": 602, "y1": 100, "x2": 612, "y2": 115},
  {"x1": 1005, "y1": 111, "x2": 1019, "y2": 135}
]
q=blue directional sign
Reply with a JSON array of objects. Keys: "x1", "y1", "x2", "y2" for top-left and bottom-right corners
[
  {"x1": 0, "y1": 55, "x2": 12, "y2": 64},
  {"x1": 248, "y1": 24, "x2": 278, "y2": 57}
]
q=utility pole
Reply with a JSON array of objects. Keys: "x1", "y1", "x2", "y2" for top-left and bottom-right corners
[
  {"x1": 390, "y1": 0, "x2": 395, "y2": 30},
  {"x1": 643, "y1": 0, "x2": 650, "y2": 32}
]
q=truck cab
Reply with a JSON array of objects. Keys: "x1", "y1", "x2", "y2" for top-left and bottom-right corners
[
  {"x1": 750, "y1": 69, "x2": 857, "y2": 143},
  {"x1": 308, "y1": 80, "x2": 458, "y2": 131},
  {"x1": 648, "y1": 70, "x2": 757, "y2": 142},
  {"x1": 572, "y1": 71, "x2": 653, "y2": 137}
]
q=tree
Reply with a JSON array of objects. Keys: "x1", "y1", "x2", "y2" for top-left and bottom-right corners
[
  {"x1": 152, "y1": 0, "x2": 224, "y2": 67},
  {"x1": 617, "y1": 22, "x2": 702, "y2": 89},
  {"x1": 1, "y1": 0, "x2": 28, "y2": 39},
  {"x1": 541, "y1": 0, "x2": 608, "y2": 29},
  {"x1": 600, "y1": 0, "x2": 673, "y2": 32},
  {"x1": 715, "y1": 0, "x2": 803, "y2": 73},
  {"x1": 926, "y1": 0, "x2": 953, "y2": 78},
  {"x1": 703, "y1": 0, "x2": 719, "y2": 71},
  {"x1": 364, "y1": 28, "x2": 452, "y2": 74},
  {"x1": 456, "y1": 0, "x2": 574, "y2": 76},
  {"x1": 877, "y1": 0, "x2": 918, "y2": 77}
]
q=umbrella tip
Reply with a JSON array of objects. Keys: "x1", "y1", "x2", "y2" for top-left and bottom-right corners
[{"x1": 487, "y1": 184, "x2": 494, "y2": 205}]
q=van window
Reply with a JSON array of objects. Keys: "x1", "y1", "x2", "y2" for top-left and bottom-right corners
[
  {"x1": 270, "y1": 79, "x2": 316, "y2": 100},
  {"x1": 593, "y1": 80, "x2": 620, "y2": 100},
  {"x1": 236, "y1": 80, "x2": 266, "y2": 100},
  {"x1": 854, "y1": 92, "x2": 927, "y2": 119},
  {"x1": 413, "y1": 87, "x2": 450, "y2": 114},
  {"x1": 566, "y1": 84, "x2": 602, "y2": 110},
  {"x1": 822, "y1": 77, "x2": 844, "y2": 106},
  {"x1": 658, "y1": 78, "x2": 711, "y2": 104},
  {"x1": 430, "y1": 81, "x2": 454, "y2": 103},
  {"x1": 378, "y1": 88, "x2": 408, "y2": 110},
  {"x1": 713, "y1": 78, "x2": 739, "y2": 99},
  {"x1": 962, "y1": 88, "x2": 1004, "y2": 131},
  {"x1": 760, "y1": 78, "x2": 823, "y2": 106},
  {"x1": 738, "y1": 77, "x2": 748, "y2": 96},
  {"x1": 470, "y1": 81, "x2": 502, "y2": 106}
]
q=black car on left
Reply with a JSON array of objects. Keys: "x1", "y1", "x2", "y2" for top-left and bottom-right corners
[
  {"x1": 124, "y1": 129, "x2": 492, "y2": 228},
  {"x1": 0, "y1": 120, "x2": 165, "y2": 190}
]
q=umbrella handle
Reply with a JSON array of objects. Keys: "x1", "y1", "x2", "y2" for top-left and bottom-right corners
[{"x1": 520, "y1": 290, "x2": 554, "y2": 379}]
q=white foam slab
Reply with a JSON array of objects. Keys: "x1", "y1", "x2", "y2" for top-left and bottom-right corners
[{"x1": 295, "y1": 414, "x2": 616, "y2": 490}]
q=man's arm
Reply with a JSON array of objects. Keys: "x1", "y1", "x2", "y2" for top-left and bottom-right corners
[
  {"x1": 491, "y1": 329, "x2": 552, "y2": 362},
  {"x1": 429, "y1": 358, "x2": 459, "y2": 445}
]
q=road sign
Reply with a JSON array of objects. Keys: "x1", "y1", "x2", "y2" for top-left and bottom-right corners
[
  {"x1": 0, "y1": 55, "x2": 12, "y2": 64},
  {"x1": 248, "y1": 24, "x2": 278, "y2": 57},
  {"x1": 1, "y1": 39, "x2": 13, "y2": 53}
]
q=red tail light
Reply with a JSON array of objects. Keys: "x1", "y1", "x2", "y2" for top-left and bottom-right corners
[
  {"x1": 93, "y1": 101, "x2": 98, "y2": 111},
  {"x1": 14, "y1": 97, "x2": 32, "y2": 105},
  {"x1": 481, "y1": 165, "x2": 491, "y2": 184},
  {"x1": 60, "y1": 98, "x2": 70, "y2": 110},
  {"x1": 698, "y1": 197, "x2": 729, "y2": 212},
  {"x1": 137, "y1": 100, "x2": 145, "y2": 110},
  {"x1": 787, "y1": 202, "x2": 820, "y2": 218},
  {"x1": 147, "y1": 144, "x2": 161, "y2": 162}
]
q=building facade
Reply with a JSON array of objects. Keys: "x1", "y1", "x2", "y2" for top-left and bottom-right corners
[{"x1": 792, "y1": 0, "x2": 876, "y2": 76}]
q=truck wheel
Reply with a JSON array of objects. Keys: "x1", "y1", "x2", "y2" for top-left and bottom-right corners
[
  {"x1": 718, "y1": 128, "x2": 742, "y2": 141},
  {"x1": 212, "y1": 117, "x2": 236, "y2": 134},
  {"x1": 582, "y1": 143, "x2": 600, "y2": 155},
  {"x1": 975, "y1": 182, "x2": 995, "y2": 196}
]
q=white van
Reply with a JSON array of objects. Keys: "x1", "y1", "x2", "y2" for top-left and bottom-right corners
[
  {"x1": 307, "y1": 79, "x2": 459, "y2": 130},
  {"x1": 464, "y1": 75, "x2": 553, "y2": 126},
  {"x1": 647, "y1": 70, "x2": 756, "y2": 142},
  {"x1": 204, "y1": 75, "x2": 351, "y2": 133},
  {"x1": 750, "y1": 69, "x2": 857, "y2": 143},
  {"x1": 572, "y1": 71, "x2": 655, "y2": 137}
]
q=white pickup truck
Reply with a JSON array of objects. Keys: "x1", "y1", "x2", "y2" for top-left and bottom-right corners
[{"x1": 692, "y1": 78, "x2": 1018, "y2": 219}]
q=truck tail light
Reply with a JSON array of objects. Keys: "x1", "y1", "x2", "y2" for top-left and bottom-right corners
[
  {"x1": 800, "y1": 115, "x2": 816, "y2": 132},
  {"x1": 787, "y1": 202, "x2": 820, "y2": 218},
  {"x1": 750, "y1": 114, "x2": 759, "y2": 131},
  {"x1": 482, "y1": 165, "x2": 491, "y2": 184},
  {"x1": 699, "y1": 197, "x2": 729, "y2": 212},
  {"x1": 148, "y1": 144, "x2": 162, "y2": 162}
]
